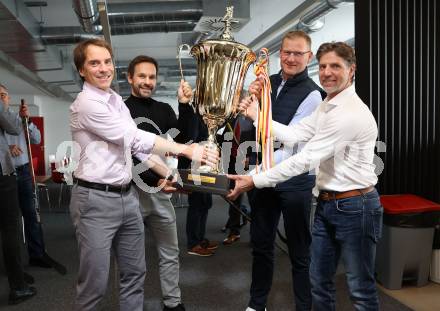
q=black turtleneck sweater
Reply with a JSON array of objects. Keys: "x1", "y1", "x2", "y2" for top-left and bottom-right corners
[
  {"x1": 125, "y1": 95, "x2": 197, "y2": 186},
  {"x1": 125, "y1": 95, "x2": 178, "y2": 136}
]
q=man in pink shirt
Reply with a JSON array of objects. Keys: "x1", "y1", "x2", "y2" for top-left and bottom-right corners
[{"x1": 69, "y1": 39, "x2": 216, "y2": 311}]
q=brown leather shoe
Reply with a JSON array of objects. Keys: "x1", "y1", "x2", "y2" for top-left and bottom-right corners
[
  {"x1": 187, "y1": 244, "x2": 214, "y2": 257},
  {"x1": 223, "y1": 234, "x2": 240, "y2": 245},
  {"x1": 200, "y1": 239, "x2": 219, "y2": 250}
]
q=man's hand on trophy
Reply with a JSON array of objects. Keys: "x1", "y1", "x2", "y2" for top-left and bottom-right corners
[
  {"x1": 226, "y1": 174, "x2": 255, "y2": 201},
  {"x1": 239, "y1": 95, "x2": 258, "y2": 121},
  {"x1": 178, "y1": 79, "x2": 193, "y2": 104},
  {"x1": 248, "y1": 78, "x2": 264, "y2": 99},
  {"x1": 183, "y1": 143, "x2": 219, "y2": 168},
  {"x1": 157, "y1": 178, "x2": 179, "y2": 194},
  {"x1": 159, "y1": 177, "x2": 191, "y2": 194}
]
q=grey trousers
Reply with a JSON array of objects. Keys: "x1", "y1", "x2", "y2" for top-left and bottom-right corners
[
  {"x1": 69, "y1": 185, "x2": 146, "y2": 311},
  {"x1": 137, "y1": 187, "x2": 181, "y2": 308}
]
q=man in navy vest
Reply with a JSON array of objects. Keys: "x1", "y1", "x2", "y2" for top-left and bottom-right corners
[{"x1": 244, "y1": 31, "x2": 325, "y2": 311}]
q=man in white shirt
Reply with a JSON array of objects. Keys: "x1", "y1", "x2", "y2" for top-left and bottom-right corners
[
  {"x1": 69, "y1": 39, "x2": 217, "y2": 311},
  {"x1": 230, "y1": 42, "x2": 382, "y2": 311}
]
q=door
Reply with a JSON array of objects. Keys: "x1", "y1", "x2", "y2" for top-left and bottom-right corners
[{"x1": 30, "y1": 116, "x2": 45, "y2": 176}]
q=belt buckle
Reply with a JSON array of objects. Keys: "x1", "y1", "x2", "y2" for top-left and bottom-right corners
[
  {"x1": 320, "y1": 191, "x2": 329, "y2": 201},
  {"x1": 122, "y1": 183, "x2": 130, "y2": 193},
  {"x1": 320, "y1": 191, "x2": 336, "y2": 201}
]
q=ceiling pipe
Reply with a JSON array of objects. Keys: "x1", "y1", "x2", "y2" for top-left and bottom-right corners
[
  {"x1": 249, "y1": 0, "x2": 352, "y2": 53},
  {"x1": 296, "y1": 0, "x2": 344, "y2": 32},
  {"x1": 72, "y1": 0, "x2": 101, "y2": 33},
  {"x1": 107, "y1": 1, "x2": 203, "y2": 16},
  {"x1": 40, "y1": 27, "x2": 101, "y2": 45},
  {"x1": 71, "y1": 1, "x2": 202, "y2": 36}
]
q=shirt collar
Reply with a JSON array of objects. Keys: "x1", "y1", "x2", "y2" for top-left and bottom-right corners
[
  {"x1": 324, "y1": 84, "x2": 356, "y2": 106},
  {"x1": 83, "y1": 81, "x2": 118, "y2": 103}
]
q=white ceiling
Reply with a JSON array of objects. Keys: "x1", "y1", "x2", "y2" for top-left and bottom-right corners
[{"x1": 0, "y1": 0, "x2": 354, "y2": 100}]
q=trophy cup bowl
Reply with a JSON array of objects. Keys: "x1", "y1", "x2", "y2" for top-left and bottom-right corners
[{"x1": 177, "y1": 38, "x2": 256, "y2": 195}]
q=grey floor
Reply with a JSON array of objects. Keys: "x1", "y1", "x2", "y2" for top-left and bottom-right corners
[{"x1": 0, "y1": 184, "x2": 412, "y2": 310}]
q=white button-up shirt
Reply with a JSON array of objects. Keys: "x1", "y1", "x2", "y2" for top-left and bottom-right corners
[
  {"x1": 253, "y1": 85, "x2": 378, "y2": 192},
  {"x1": 70, "y1": 82, "x2": 156, "y2": 185}
]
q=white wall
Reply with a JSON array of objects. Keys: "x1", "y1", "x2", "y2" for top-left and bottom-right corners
[
  {"x1": 33, "y1": 95, "x2": 71, "y2": 175},
  {"x1": 308, "y1": 4, "x2": 354, "y2": 54},
  {"x1": 235, "y1": 0, "x2": 303, "y2": 45}
]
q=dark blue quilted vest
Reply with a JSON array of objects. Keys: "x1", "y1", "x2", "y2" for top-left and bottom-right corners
[{"x1": 252, "y1": 68, "x2": 325, "y2": 191}]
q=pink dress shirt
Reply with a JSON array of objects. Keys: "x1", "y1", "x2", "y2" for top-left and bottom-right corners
[{"x1": 70, "y1": 82, "x2": 156, "y2": 185}]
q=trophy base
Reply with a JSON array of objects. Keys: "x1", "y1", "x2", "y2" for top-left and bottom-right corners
[{"x1": 176, "y1": 169, "x2": 233, "y2": 195}]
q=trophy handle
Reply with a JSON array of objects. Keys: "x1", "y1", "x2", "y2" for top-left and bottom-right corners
[
  {"x1": 177, "y1": 44, "x2": 196, "y2": 112},
  {"x1": 177, "y1": 44, "x2": 192, "y2": 81}
]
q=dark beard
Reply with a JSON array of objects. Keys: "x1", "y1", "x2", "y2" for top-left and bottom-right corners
[{"x1": 133, "y1": 84, "x2": 153, "y2": 98}]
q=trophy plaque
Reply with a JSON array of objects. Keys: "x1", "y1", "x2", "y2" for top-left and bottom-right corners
[{"x1": 176, "y1": 6, "x2": 256, "y2": 195}]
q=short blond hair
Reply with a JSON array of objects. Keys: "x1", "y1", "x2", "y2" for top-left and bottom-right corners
[{"x1": 281, "y1": 31, "x2": 312, "y2": 49}]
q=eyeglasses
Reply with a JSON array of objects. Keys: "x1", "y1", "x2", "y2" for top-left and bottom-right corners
[{"x1": 281, "y1": 50, "x2": 311, "y2": 58}]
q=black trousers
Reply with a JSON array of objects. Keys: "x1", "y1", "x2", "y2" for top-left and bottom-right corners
[
  {"x1": 0, "y1": 175, "x2": 26, "y2": 290},
  {"x1": 186, "y1": 192, "x2": 212, "y2": 249},
  {"x1": 248, "y1": 187, "x2": 313, "y2": 311},
  {"x1": 225, "y1": 156, "x2": 242, "y2": 235},
  {"x1": 225, "y1": 194, "x2": 243, "y2": 235}
]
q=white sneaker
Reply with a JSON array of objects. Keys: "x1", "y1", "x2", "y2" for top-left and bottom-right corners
[{"x1": 245, "y1": 308, "x2": 267, "y2": 311}]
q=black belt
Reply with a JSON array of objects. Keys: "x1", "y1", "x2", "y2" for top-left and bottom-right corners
[{"x1": 74, "y1": 178, "x2": 131, "y2": 194}]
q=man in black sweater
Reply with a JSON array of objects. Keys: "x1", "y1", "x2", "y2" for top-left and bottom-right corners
[{"x1": 125, "y1": 55, "x2": 192, "y2": 311}]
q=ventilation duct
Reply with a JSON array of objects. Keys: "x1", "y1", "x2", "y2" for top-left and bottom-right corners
[
  {"x1": 296, "y1": 0, "x2": 347, "y2": 32},
  {"x1": 108, "y1": 1, "x2": 202, "y2": 35},
  {"x1": 249, "y1": 0, "x2": 353, "y2": 53},
  {"x1": 72, "y1": 0, "x2": 204, "y2": 35},
  {"x1": 40, "y1": 27, "x2": 102, "y2": 45},
  {"x1": 72, "y1": 0, "x2": 101, "y2": 33}
]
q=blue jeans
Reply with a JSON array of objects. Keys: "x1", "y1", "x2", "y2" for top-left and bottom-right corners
[
  {"x1": 16, "y1": 163, "x2": 45, "y2": 259},
  {"x1": 310, "y1": 189, "x2": 383, "y2": 311}
]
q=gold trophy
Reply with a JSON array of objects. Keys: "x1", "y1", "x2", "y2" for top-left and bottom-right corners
[{"x1": 177, "y1": 6, "x2": 256, "y2": 195}]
